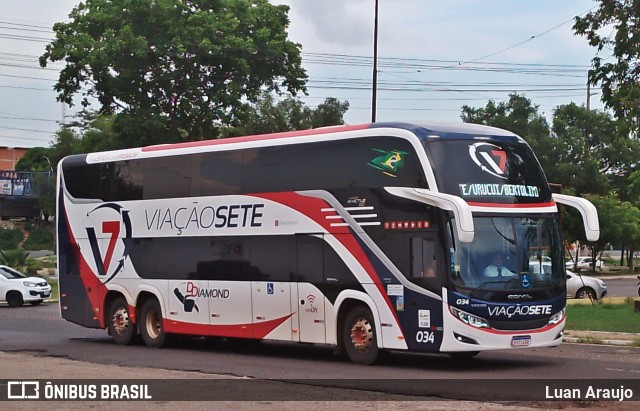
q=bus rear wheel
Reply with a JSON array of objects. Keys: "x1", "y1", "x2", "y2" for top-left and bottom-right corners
[
  {"x1": 342, "y1": 305, "x2": 381, "y2": 365},
  {"x1": 140, "y1": 298, "x2": 168, "y2": 348},
  {"x1": 108, "y1": 296, "x2": 136, "y2": 345}
]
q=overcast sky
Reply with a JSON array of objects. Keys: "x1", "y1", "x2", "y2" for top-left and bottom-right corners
[{"x1": 0, "y1": 0, "x2": 605, "y2": 149}]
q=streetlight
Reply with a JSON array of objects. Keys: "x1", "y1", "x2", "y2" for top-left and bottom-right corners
[
  {"x1": 7, "y1": 146, "x2": 15, "y2": 170},
  {"x1": 371, "y1": 0, "x2": 379, "y2": 123},
  {"x1": 42, "y1": 156, "x2": 53, "y2": 173}
]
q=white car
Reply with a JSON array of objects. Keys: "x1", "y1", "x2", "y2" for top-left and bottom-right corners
[
  {"x1": 566, "y1": 256, "x2": 603, "y2": 271},
  {"x1": 565, "y1": 270, "x2": 607, "y2": 300},
  {"x1": 528, "y1": 261, "x2": 607, "y2": 300},
  {"x1": 0, "y1": 265, "x2": 51, "y2": 307}
]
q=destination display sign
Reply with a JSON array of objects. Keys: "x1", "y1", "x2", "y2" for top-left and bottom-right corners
[{"x1": 424, "y1": 140, "x2": 551, "y2": 204}]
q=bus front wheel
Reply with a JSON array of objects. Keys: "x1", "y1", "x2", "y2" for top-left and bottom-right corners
[
  {"x1": 342, "y1": 305, "x2": 381, "y2": 365},
  {"x1": 140, "y1": 298, "x2": 168, "y2": 348}
]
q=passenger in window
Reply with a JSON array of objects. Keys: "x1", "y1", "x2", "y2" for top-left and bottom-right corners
[
  {"x1": 423, "y1": 266, "x2": 436, "y2": 278},
  {"x1": 483, "y1": 254, "x2": 514, "y2": 277}
]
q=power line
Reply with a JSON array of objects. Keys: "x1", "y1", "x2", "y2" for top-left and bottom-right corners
[
  {"x1": 0, "y1": 134, "x2": 55, "y2": 143},
  {"x1": 0, "y1": 84, "x2": 54, "y2": 92},
  {"x1": 462, "y1": 6, "x2": 596, "y2": 64},
  {"x1": 0, "y1": 115, "x2": 59, "y2": 123},
  {"x1": 0, "y1": 19, "x2": 53, "y2": 31},
  {"x1": 0, "y1": 125, "x2": 56, "y2": 134}
]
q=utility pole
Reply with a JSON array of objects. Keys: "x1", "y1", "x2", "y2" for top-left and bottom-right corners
[
  {"x1": 586, "y1": 81, "x2": 591, "y2": 111},
  {"x1": 371, "y1": 0, "x2": 379, "y2": 123}
]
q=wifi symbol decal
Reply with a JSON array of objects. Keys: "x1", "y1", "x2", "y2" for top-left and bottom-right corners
[{"x1": 306, "y1": 294, "x2": 316, "y2": 304}]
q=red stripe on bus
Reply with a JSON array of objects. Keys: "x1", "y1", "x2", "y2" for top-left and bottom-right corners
[
  {"x1": 452, "y1": 314, "x2": 563, "y2": 335},
  {"x1": 163, "y1": 313, "x2": 294, "y2": 339},
  {"x1": 141, "y1": 124, "x2": 370, "y2": 152},
  {"x1": 252, "y1": 192, "x2": 403, "y2": 335},
  {"x1": 468, "y1": 201, "x2": 556, "y2": 208},
  {"x1": 63, "y1": 210, "x2": 109, "y2": 328}
]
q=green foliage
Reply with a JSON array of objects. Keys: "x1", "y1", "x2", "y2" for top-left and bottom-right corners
[
  {"x1": 574, "y1": 1, "x2": 640, "y2": 130},
  {"x1": 0, "y1": 228, "x2": 24, "y2": 250},
  {"x1": 226, "y1": 93, "x2": 349, "y2": 136},
  {"x1": 49, "y1": 279, "x2": 59, "y2": 302},
  {"x1": 551, "y1": 103, "x2": 640, "y2": 197},
  {"x1": 582, "y1": 195, "x2": 640, "y2": 267},
  {"x1": 0, "y1": 249, "x2": 30, "y2": 271},
  {"x1": 32, "y1": 173, "x2": 55, "y2": 220},
  {"x1": 23, "y1": 222, "x2": 54, "y2": 251},
  {"x1": 311, "y1": 97, "x2": 350, "y2": 129},
  {"x1": 15, "y1": 147, "x2": 53, "y2": 172},
  {"x1": 40, "y1": 0, "x2": 307, "y2": 146}
]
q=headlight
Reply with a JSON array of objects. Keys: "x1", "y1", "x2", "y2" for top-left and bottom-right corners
[
  {"x1": 548, "y1": 308, "x2": 565, "y2": 325},
  {"x1": 23, "y1": 281, "x2": 38, "y2": 287},
  {"x1": 450, "y1": 307, "x2": 489, "y2": 328}
]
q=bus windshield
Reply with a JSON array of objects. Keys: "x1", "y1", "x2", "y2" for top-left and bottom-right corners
[{"x1": 449, "y1": 216, "x2": 564, "y2": 293}]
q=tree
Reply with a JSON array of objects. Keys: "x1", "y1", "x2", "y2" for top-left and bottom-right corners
[
  {"x1": 589, "y1": 195, "x2": 640, "y2": 270},
  {"x1": 551, "y1": 103, "x2": 640, "y2": 196},
  {"x1": 574, "y1": 1, "x2": 640, "y2": 129},
  {"x1": 226, "y1": 93, "x2": 349, "y2": 136},
  {"x1": 15, "y1": 147, "x2": 53, "y2": 172},
  {"x1": 311, "y1": 97, "x2": 350, "y2": 129},
  {"x1": 40, "y1": 0, "x2": 307, "y2": 146}
]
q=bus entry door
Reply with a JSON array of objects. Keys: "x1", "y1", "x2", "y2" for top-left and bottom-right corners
[{"x1": 295, "y1": 234, "x2": 326, "y2": 344}]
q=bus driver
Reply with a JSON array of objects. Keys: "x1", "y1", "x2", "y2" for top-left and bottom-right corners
[{"x1": 483, "y1": 253, "x2": 515, "y2": 277}]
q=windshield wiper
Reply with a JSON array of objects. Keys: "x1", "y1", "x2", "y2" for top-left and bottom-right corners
[{"x1": 477, "y1": 280, "x2": 506, "y2": 289}]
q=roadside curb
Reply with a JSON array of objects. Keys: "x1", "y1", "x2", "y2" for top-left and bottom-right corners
[
  {"x1": 562, "y1": 336, "x2": 636, "y2": 346},
  {"x1": 563, "y1": 330, "x2": 639, "y2": 347}
]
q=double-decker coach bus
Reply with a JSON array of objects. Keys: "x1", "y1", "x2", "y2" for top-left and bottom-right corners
[{"x1": 57, "y1": 122, "x2": 599, "y2": 364}]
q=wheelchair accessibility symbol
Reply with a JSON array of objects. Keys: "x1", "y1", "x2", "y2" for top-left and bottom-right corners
[{"x1": 267, "y1": 282, "x2": 274, "y2": 295}]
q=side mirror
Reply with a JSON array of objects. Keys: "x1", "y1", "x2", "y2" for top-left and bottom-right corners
[{"x1": 553, "y1": 193, "x2": 600, "y2": 242}]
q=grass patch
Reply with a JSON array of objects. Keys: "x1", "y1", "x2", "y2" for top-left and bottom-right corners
[
  {"x1": 47, "y1": 278, "x2": 58, "y2": 303},
  {"x1": 566, "y1": 303, "x2": 640, "y2": 333},
  {"x1": 22, "y1": 222, "x2": 54, "y2": 251}
]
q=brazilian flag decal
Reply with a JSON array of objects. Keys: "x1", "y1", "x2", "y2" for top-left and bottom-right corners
[{"x1": 367, "y1": 148, "x2": 409, "y2": 177}]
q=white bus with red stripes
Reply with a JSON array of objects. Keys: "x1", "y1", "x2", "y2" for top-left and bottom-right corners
[{"x1": 57, "y1": 122, "x2": 599, "y2": 364}]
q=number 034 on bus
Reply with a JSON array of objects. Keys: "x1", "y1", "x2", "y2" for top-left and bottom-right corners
[{"x1": 56, "y1": 122, "x2": 598, "y2": 364}]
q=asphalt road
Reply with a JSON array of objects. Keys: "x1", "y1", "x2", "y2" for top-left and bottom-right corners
[
  {"x1": 598, "y1": 277, "x2": 639, "y2": 298},
  {"x1": 1, "y1": 303, "x2": 639, "y2": 404}
]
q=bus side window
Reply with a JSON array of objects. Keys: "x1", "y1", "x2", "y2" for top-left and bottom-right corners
[
  {"x1": 249, "y1": 236, "x2": 291, "y2": 282},
  {"x1": 410, "y1": 237, "x2": 441, "y2": 292},
  {"x1": 143, "y1": 156, "x2": 191, "y2": 199}
]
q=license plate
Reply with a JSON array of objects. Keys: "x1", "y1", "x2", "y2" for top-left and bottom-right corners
[{"x1": 511, "y1": 335, "x2": 531, "y2": 347}]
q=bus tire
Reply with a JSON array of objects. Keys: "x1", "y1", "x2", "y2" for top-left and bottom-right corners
[
  {"x1": 342, "y1": 305, "x2": 381, "y2": 365},
  {"x1": 140, "y1": 298, "x2": 168, "y2": 348},
  {"x1": 108, "y1": 296, "x2": 136, "y2": 345}
]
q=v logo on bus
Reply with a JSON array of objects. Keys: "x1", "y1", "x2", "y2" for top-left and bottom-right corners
[
  {"x1": 85, "y1": 203, "x2": 132, "y2": 284},
  {"x1": 469, "y1": 142, "x2": 508, "y2": 179}
]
